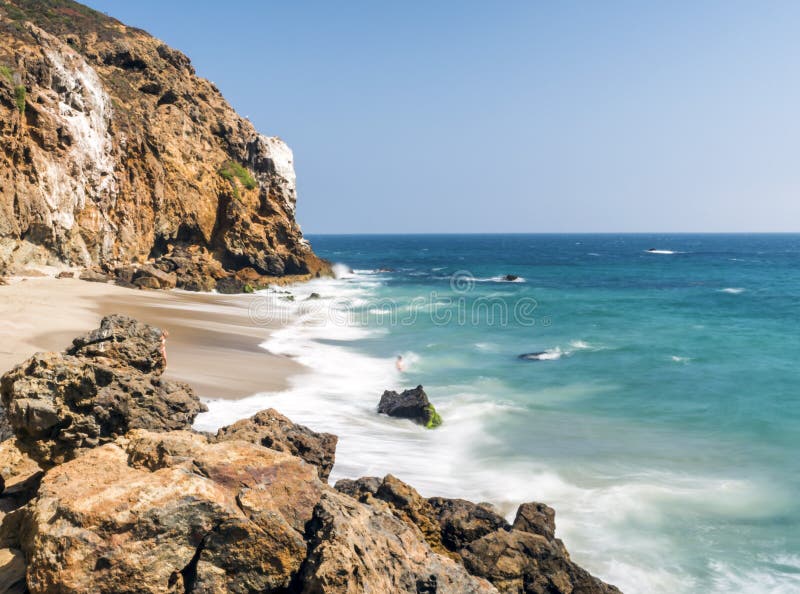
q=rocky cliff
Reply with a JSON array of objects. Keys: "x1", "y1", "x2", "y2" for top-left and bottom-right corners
[{"x1": 0, "y1": 0, "x2": 327, "y2": 284}]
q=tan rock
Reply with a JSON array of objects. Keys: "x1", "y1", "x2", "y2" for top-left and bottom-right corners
[
  {"x1": 215, "y1": 408, "x2": 338, "y2": 480},
  {"x1": 300, "y1": 489, "x2": 498, "y2": 594},
  {"x1": 19, "y1": 430, "x2": 324, "y2": 593}
]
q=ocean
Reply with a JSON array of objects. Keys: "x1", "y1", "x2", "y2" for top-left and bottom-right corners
[{"x1": 196, "y1": 233, "x2": 800, "y2": 593}]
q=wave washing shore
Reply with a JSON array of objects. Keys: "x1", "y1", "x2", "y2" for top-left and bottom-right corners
[{"x1": 196, "y1": 234, "x2": 800, "y2": 594}]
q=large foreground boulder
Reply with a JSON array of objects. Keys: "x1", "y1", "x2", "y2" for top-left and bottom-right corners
[
  {"x1": 215, "y1": 408, "x2": 338, "y2": 480},
  {"x1": 0, "y1": 315, "x2": 205, "y2": 465},
  {"x1": 16, "y1": 430, "x2": 323, "y2": 593},
  {"x1": 378, "y1": 385, "x2": 442, "y2": 428}
]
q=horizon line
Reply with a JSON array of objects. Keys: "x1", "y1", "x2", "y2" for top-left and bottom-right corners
[{"x1": 305, "y1": 231, "x2": 800, "y2": 236}]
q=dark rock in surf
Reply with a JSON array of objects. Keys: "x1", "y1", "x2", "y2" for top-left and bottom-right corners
[
  {"x1": 378, "y1": 385, "x2": 442, "y2": 428},
  {"x1": 502, "y1": 274, "x2": 519, "y2": 281},
  {"x1": 518, "y1": 352, "x2": 548, "y2": 361}
]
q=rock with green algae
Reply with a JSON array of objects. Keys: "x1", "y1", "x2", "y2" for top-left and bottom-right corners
[{"x1": 378, "y1": 385, "x2": 443, "y2": 429}]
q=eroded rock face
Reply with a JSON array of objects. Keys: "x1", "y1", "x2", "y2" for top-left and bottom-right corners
[
  {"x1": 18, "y1": 430, "x2": 323, "y2": 594},
  {"x1": 0, "y1": 0, "x2": 327, "y2": 282},
  {"x1": 215, "y1": 408, "x2": 338, "y2": 481},
  {"x1": 299, "y1": 490, "x2": 497, "y2": 594},
  {"x1": 0, "y1": 315, "x2": 205, "y2": 465}
]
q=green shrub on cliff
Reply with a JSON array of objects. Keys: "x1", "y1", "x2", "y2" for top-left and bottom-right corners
[
  {"x1": 14, "y1": 85, "x2": 25, "y2": 114},
  {"x1": 219, "y1": 161, "x2": 257, "y2": 192},
  {"x1": 0, "y1": 66, "x2": 12, "y2": 84}
]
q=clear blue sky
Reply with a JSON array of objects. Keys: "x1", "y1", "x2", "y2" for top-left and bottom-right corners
[{"x1": 84, "y1": 1, "x2": 800, "y2": 233}]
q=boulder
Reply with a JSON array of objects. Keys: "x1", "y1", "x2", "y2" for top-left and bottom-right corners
[
  {"x1": 513, "y1": 502, "x2": 556, "y2": 541},
  {"x1": 0, "y1": 315, "x2": 205, "y2": 465},
  {"x1": 428, "y1": 497, "x2": 511, "y2": 552},
  {"x1": 462, "y1": 529, "x2": 621, "y2": 594},
  {"x1": 78, "y1": 268, "x2": 111, "y2": 283},
  {"x1": 333, "y1": 476, "x2": 381, "y2": 499},
  {"x1": 336, "y1": 474, "x2": 450, "y2": 557},
  {"x1": 132, "y1": 264, "x2": 177, "y2": 290},
  {"x1": 215, "y1": 275, "x2": 251, "y2": 294},
  {"x1": 378, "y1": 385, "x2": 442, "y2": 428},
  {"x1": 299, "y1": 489, "x2": 497, "y2": 594},
  {"x1": 56, "y1": 271, "x2": 75, "y2": 279},
  {"x1": 214, "y1": 408, "x2": 338, "y2": 480},
  {"x1": 153, "y1": 246, "x2": 228, "y2": 292},
  {"x1": 16, "y1": 430, "x2": 323, "y2": 594}
]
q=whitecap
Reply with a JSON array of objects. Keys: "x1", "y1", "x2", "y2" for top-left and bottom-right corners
[
  {"x1": 720, "y1": 287, "x2": 745, "y2": 294},
  {"x1": 645, "y1": 249, "x2": 676, "y2": 255}
]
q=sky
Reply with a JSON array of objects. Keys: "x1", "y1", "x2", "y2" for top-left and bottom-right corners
[{"x1": 83, "y1": 1, "x2": 800, "y2": 233}]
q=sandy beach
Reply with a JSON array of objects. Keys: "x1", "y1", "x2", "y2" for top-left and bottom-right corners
[{"x1": 0, "y1": 275, "x2": 303, "y2": 399}]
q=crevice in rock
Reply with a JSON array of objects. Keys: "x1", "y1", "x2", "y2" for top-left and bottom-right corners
[{"x1": 173, "y1": 527, "x2": 214, "y2": 594}]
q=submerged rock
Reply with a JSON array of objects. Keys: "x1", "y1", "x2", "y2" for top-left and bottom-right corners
[
  {"x1": 215, "y1": 408, "x2": 338, "y2": 480},
  {"x1": 0, "y1": 315, "x2": 205, "y2": 465},
  {"x1": 378, "y1": 385, "x2": 443, "y2": 428},
  {"x1": 502, "y1": 274, "x2": 519, "y2": 281}
]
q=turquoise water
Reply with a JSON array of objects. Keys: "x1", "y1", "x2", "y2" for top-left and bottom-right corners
[{"x1": 201, "y1": 234, "x2": 800, "y2": 593}]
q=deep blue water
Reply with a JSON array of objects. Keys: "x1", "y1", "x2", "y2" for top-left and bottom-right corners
[{"x1": 303, "y1": 233, "x2": 800, "y2": 593}]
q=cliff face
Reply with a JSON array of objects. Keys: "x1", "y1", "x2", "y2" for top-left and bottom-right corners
[{"x1": 0, "y1": 0, "x2": 327, "y2": 280}]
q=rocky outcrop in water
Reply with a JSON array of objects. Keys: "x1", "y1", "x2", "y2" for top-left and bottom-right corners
[
  {"x1": 0, "y1": 316, "x2": 620, "y2": 593},
  {"x1": 378, "y1": 385, "x2": 443, "y2": 428},
  {"x1": 0, "y1": 0, "x2": 327, "y2": 287}
]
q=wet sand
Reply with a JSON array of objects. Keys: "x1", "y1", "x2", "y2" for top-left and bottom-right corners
[{"x1": 0, "y1": 276, "x2": 303, "y2": 399}]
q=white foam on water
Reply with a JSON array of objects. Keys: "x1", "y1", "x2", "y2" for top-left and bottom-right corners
[
  {"x1": 720, "y1": 287, "x2": 745, "y2": 294},
  {"x1": 670, "y1": 355, "x2": 691, "y2": 363},
  {"x1": 646, "y1": 250, "x2": 677, "y2": 255}
]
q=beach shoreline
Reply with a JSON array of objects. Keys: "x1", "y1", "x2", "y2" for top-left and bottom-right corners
[{"x1": 0, "y1": 275, "x2": 303, "y2": 400}]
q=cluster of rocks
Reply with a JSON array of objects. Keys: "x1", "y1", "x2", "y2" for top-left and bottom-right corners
[
  {"x1": 74, "y1": 245, "x2": 298, "y2": 293},
  {"x1": 0, "y1": 315, "x2": 620, "y2": 593}
]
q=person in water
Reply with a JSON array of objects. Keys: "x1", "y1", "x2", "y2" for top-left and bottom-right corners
[{"x1": 395, "y1": 355, "x2": 405, "y2": 372}]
